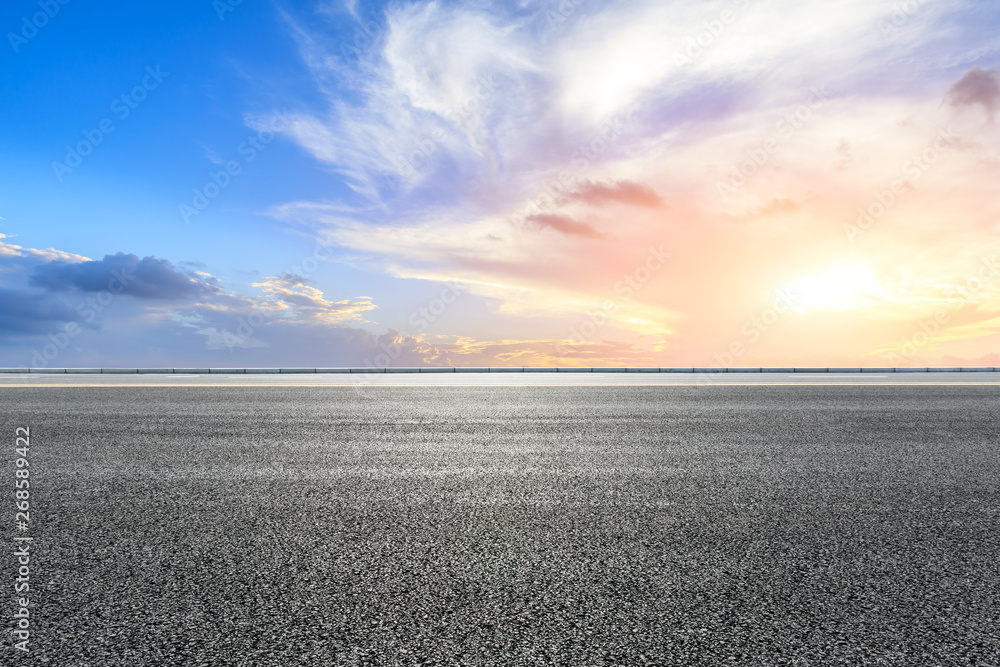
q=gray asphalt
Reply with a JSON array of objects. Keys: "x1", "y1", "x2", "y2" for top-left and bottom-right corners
[{"x1": 2, "y1": 384, "x2": 999, "y2": 665}]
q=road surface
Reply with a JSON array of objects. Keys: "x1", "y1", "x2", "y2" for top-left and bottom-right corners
[{"x1": 1, "y1": 377, "x2": 998, "y2": 664}]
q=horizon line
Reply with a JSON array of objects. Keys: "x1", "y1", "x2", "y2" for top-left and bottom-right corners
[{"x1": 3, "y1": 366, "x2": 999, "y2": 375}]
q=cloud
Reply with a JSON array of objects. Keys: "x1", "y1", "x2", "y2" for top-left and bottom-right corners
[
  {"x1": 525, "y1": 213, "x2": 605, "y2": 239},
  {"x1": 9, "y1": 1, "x2": 1000, "y2": 368},
  {"x1": 0, "y1": 233, "x2": 395, "y2": 366},
  {"x1": 256, "y1": 0, "x2": 1000, "y2": 367},
  {"x1": 947, "y1": 66, "x2": 1000, "y2": 116},
  {"x1": 750, "y1": 198, "x2": 802, "y2": 217},
  {"x1": 0, "y1": 234, "x2": 90, "y2": 263},
  {"x1": 406, "y1": 336, "x2": 655, "y2": 367},
  {"x1": 250, "y1": 273, "x2": 377, "y2": 325},
  {"x1": 271, "y1": 1, "x2": 537, "y2": 203},
  {"x1": 29, "y1": 253, "x2": 220, "y2": 300},
  {"x1": 561, "y1": 180, "x2": 664, "y2": 208},
  {"x1": 0, "y1": 288, "x2": 82, "y2": 338}
]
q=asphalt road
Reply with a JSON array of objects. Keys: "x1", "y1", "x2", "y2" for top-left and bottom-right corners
[{"x1": 2, "y1": 383, "x2": 999, "y2": 665}]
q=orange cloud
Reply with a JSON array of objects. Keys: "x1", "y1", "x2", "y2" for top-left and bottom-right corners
[
  {"x1": 525, "y1": 213, "x2": 606, "y2": 239},
  {"x1": 561, "y1": 179, "x2": 665, "y2": 208},
  {"x1": 265, "y1": 5, "x2": 1000, "y2": 367}
]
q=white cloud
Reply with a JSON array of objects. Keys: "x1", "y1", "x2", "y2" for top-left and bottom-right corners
[
  {"x1": 260, "y1": 0, "x2": 1000, "y2": 359},
  {"x1": 0, "y1": 234, "x2": 90, "y2": 263}
]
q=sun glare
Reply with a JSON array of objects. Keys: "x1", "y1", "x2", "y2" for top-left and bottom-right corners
[{"x1": 780, "y1": 259, "x2": 886, "y2": 312}]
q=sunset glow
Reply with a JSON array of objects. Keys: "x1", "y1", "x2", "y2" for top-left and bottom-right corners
[{"x1": 2, "y1": 0, "x2": 999, "y2": 367}]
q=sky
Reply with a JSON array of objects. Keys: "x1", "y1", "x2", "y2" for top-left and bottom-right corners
[{"x1": 2, "y1": 0, "x2": 1000, "y2": 369}]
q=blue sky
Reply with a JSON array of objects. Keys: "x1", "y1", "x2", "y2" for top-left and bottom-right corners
[
  {"x1": 3, "y1": 0, "x2": 1000, "y2": 368},
  {"x1": 2, "y1": 0, "x2": 448, "y2": 367},
  {"x1": 3, "y1": 1, "x2": 341, "y2": 274}
]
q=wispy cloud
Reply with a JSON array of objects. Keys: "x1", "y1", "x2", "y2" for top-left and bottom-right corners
[
  {"x1": 526, "y1": 213, "x2": 605, "y2": 240},
  {"x1": 560, "y1": 180, "x2": 665, "y2": 209},
  {"x1": 5, "y1": 0, "x2": 1000, "y2": 368},
  {"x1": 258, "y1": 0, "x2": 1000, "y2": 365}
]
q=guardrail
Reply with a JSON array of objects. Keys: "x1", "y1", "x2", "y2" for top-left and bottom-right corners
[{"x1": 0, "y1": 367, "x2": 997, "y2": 374}]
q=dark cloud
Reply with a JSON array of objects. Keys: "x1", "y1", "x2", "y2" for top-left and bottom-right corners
[
  {"x1": 526, "y1": 214, "x2": 605, "y2": 239},
  {"x1": 947, "y1": 66, "x2": 1000, "y2": 115},
  {"x1": 29, "y1": 253, "x2": 219, "y2": 300},
  {"x1": 563, "y1": 180, "x2": 664, "y2": 208},
  {"x1": 0, "y1": 288, "x2": 82, "y2": 339}
]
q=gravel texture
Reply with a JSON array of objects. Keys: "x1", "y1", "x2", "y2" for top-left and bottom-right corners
[{"x1": 1, "y1": 385, "x2": 999, "y2": 665}]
